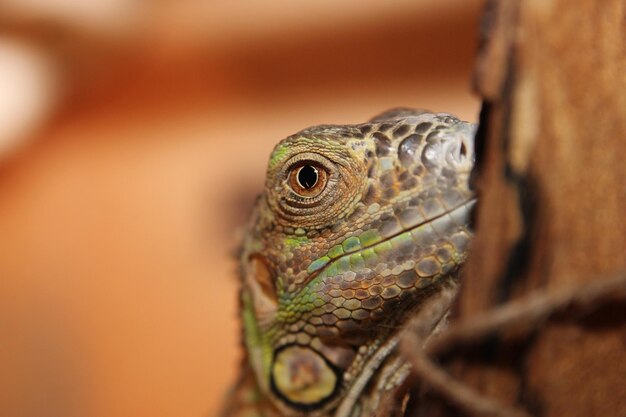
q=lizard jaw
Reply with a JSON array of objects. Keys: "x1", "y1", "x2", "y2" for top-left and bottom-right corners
[{"x1": 334, "y1": 281, "x2": 458, "y2": 417}]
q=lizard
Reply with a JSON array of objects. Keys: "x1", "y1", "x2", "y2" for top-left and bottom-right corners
[{"x1": 222, "y1": 108, "x2": 477, "y2": 417}]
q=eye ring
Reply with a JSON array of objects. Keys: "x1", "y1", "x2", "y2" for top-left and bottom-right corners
[{"x1": 288, "y1": 162, "x2": 328, "y2": 198}]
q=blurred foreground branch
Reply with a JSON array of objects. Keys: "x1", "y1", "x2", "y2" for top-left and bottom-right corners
[{"x1": 403, "y1": 0, "x2": 626, "y2": 416}]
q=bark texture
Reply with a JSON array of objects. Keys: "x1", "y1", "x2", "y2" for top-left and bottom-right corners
[{"x1": 407, "y1": 0, "x2": 626, "y2": 416}]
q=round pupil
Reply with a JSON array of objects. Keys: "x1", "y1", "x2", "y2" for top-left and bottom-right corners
[{"x1": 297, "y1": 165, "x2": 318, "y2": 189}]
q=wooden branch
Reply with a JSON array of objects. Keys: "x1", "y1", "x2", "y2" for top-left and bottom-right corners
[{"x1": 406, "y1": 0, "x2": 626, "y2": 415}]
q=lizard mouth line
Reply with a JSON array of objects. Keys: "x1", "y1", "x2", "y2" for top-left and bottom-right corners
[{"x1": 304, "y1": 197, "x2": 477, "y2": 286}]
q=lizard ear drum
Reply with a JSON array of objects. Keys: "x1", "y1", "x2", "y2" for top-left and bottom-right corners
[{"x1": 271, "y1": 344, "x2": 341, "y2": 411}]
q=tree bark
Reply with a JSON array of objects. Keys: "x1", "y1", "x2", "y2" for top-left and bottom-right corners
[{"x1": 409, "y1": 0, "x2": 626, "y2": 416}]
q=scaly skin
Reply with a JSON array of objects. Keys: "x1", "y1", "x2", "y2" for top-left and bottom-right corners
[{"x1": 223, "y1": 109, "x2": 476, "y2": 417}]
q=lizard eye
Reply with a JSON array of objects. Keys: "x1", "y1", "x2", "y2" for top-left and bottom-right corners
[
  {"x1": 296, "y1": 165, "x2": 318, "y2": 189},
  {"x1": 288, "y1": 162, "x2": 328, "y2": 197},
  {"x1": 269, "y1": 150, "x2": 365, "y2": 228}
]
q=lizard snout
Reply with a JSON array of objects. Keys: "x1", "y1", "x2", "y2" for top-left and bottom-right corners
[{"x1": 421, "y1": 123, "x2": 476, "y2": 173}]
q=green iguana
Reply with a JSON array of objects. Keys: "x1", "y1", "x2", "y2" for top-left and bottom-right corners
[{"x1": 223, "y1": 109, "x2": 476, "y2": 417}]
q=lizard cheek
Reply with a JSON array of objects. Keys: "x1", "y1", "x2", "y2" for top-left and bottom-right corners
[
  {"x1": 270, "y1": 345, "x2": 341, "y2": 410},
  {"x1": 245, "y1": 255, "x2": 278, "y2": 327}
]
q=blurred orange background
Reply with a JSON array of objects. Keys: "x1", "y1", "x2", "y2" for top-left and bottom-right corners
[{"x1": 0, "y1": 1, "x2": 482, "y2": 416}]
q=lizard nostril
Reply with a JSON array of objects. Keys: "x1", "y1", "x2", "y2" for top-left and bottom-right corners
[
  {"x1": 421, "y1": 132, "x2": 475, "y2": 171},
  {"x1": 457, "y1": 133, "x2": 476, "y2": 169}
]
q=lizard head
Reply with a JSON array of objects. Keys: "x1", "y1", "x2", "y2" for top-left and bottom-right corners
[{"x1": 239, "y1": 109, "x2": 476, "y2": 416}]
